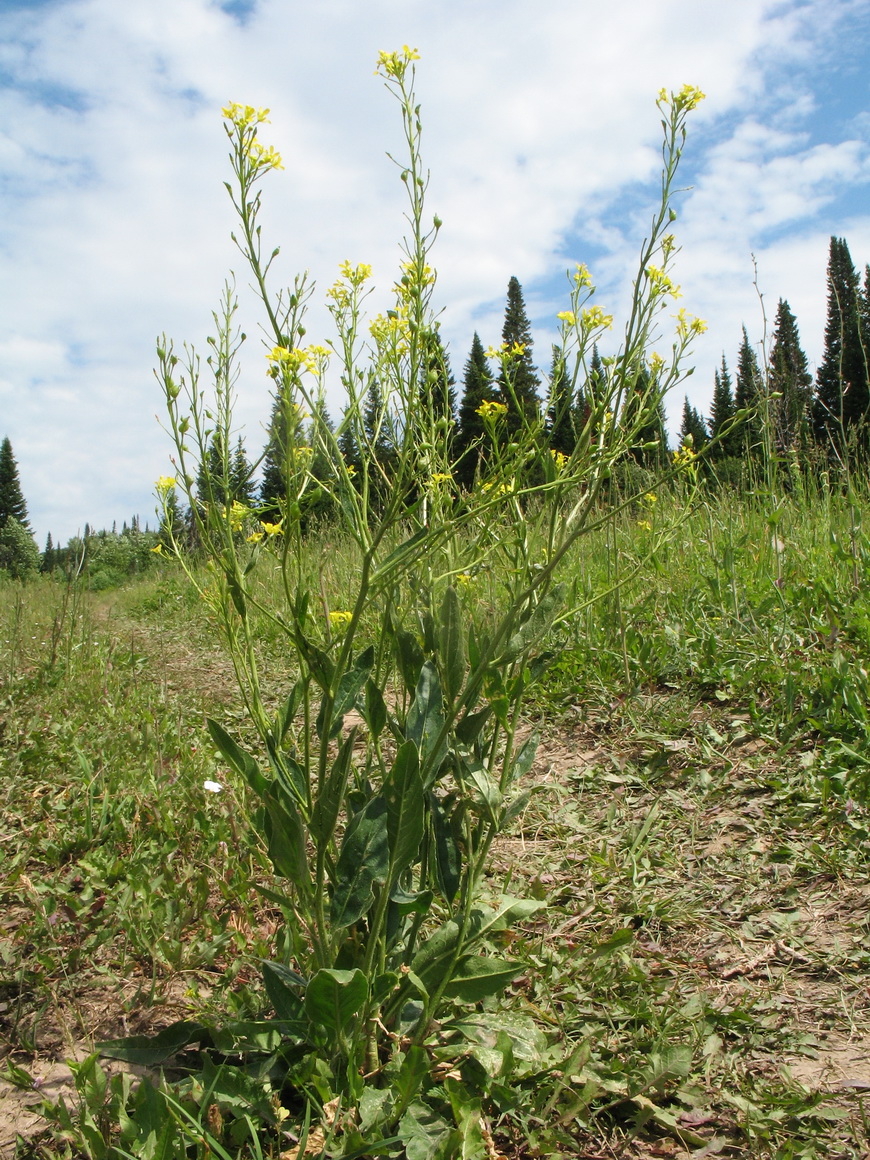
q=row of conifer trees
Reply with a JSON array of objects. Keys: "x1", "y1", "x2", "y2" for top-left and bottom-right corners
[{"x1": 3, "y1": 234, "x2": 870, "y2": 576}]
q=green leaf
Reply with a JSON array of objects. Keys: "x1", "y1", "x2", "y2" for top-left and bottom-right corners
[
  {"x1": 316, "y1": 646, "x2": 374, "y2": 741},
  {"x1": 383, "y1": 740, "x2": 425, "y2": 879},
  {"x1": 265, "y1": 738, "x2": 308, "y2": 811},
  {"x1": 441, "y1": 955, "x2": 520, "y2": 1002},
  {"x1": 304, "y1": 968, "x2": 367, "y2": 1035},
  {"x1": 272, "y1": 680, "x2": 302, "y2": 745},
  {"x1": 509, "y1": 730, "x2": 540, "y2": 785},
  {"x1": 396, "y1": 630, "x2": 425, "y2": 698},
  {"x1": 500, "y1": 585, "x2": 565, "y2": 663},
  {"x1": 407, "y1": 660, "x2": 445, "y2": 778},
  {"x1": 364, "y1": 679, "x2": 388, "y2": 739},
  {"x1": 373, "y1": 527, "x2": 428, "y2": 585},
  {"x1": 592, "y1": 927, "x2": 635, "y2": 958},
  {"x1": 264, "y1": 789, "x2": 310, "y2": 889},
  {"x1": 260, "y1": 961, "x2": 307, "y2": 1027},
  {"x1": 331, "y1": 796, "x2": 390, "y2": 928},
  {"x1": 207, "y1": 719, "x2": 268, "y2": 796},
  {"x1": 438, "y1": 586, "x2": 465, "y2": 702},
  {"x1": 455, "y1": 704, "x2": 491, "y2": 747},
  {"x1": 98, "y1": 1021, "x2": 208, "y2": 1066},
  {"x1": 430, "y1": 794, "x2": 461, "y2": 902},
  {"x1": 310, "y1": 729, "x2": 356, "y2": 844}
]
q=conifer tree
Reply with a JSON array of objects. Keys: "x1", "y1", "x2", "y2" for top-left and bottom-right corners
[
  {"x1": 679, "y1": 396, "x2": 708, "y2": 450},
  {"x1": 230, "y1": 437, "x2": 256, "y2": 507},
  {"x1": 498, "y1": 277, "x2": 540, "y2": 433},
  {"x1": 813, "y1": 237, "x2": 868, "y2": 452},
  {"x1": 545, "y1": 346, "x2": 575, "y2": 455},
  {"x1": 622, "y1": 367, "x2": 667, "y2": 467},
  {"x1": 768, "y1": 298, "x2": 812, "y2": 456},
  {"x1": 419, "y1": 329, "x2": 456, "y2": 428},
  {"x1": 0, "y1": 437, "x2": 30, "y2": 530},
  {"x1": 41, "y1": 532, "x2": 54, "y2": 574},
  {"x1": 305, "y1": 398, "x2": 338, "y2": 526},
  {"x1": 735, "y1": 327, "x2": 763, "y2": 457},
  {"x1": 338, "y1": 406, "x2": 361, "y2": 476},
  {"x1": 575, "y1": 345, "x2": 603, "y2": 435},
  {"x1": 453, "y1": 332, "x2": 495, "y2": 488},
  {"x1": 261, "y1": 391, "x2": 306, "y2": 513},
  {"x1": 708, "y1": 356, "x2": 737, "y2": 458},
  {"x1": 197, "y1": 433, "x2": 228, "y2": 509}
]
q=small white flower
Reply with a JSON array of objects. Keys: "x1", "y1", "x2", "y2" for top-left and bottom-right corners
[{"x1": 204, "y1": 780, "x2": 223, "y2": 794}]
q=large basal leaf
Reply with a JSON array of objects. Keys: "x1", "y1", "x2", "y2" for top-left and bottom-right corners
[
  {"x1": 383, "y1": 740, "x2": 425, "y2": 880},
  {"x1": 407, "y1": 661, "x2": 446, "y2": 779},
  {"x1": 395, "y1": 629, "x2": 425, "y2": 700},
  {"x1": 364, "y1": 678, "x2": 388, "y2": 739},
  {"x1": 330, "y1": 795, "x2": 390, "y2": 928},
  {"x1": 509, "y1": 730, "x2": 540, "y2": 786},
  {"x1": 438, "y1": 585, "x2": 465, "y2": 703},
  {"x1": 464, "y1": 896, "x2": 547, "y2": 945},
  {"x1": 304, "y1": 968, "x2": 367, "y2": 1035},
  {"x1": 98, "y1": 1021, "x2": 208, "y2": 1066},
  {"x1": 264, "y1": 737, "x2": 309, "y2": 812},
  {"x1": 500, "y1": 584, "x2": 565, "y2": 663},
  {"x1": 206, "y1": 719, "x2": 268, "y2": 796},
  {"x1": 430, "y1": 793, "x2": 461, "y2": 903},
  {"x1": 440, "y1": 956, "x2": 521, "y2": 1003},
  {"x1": 264, "y1": 789, "x2": 310, "y2": 890},
  {"x1": 310, "y1": 728, "x2": 357, "y2": 843}
]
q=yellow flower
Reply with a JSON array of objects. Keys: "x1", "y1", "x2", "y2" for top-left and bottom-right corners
[
  {"x1": 556, "y1": 311, "x2": 576, "y2": 326},
  {"x1": 155, "y1": 475, "x2": 176, "y2": 496},
  {"x1": 649, "y1": 352, "x2": 666, "y2": 376},
  {"x1": 637, "y1": 519, "x2": 652, "y2": 531},
  {"x1": 581, "y1": 306, "x2": 613, "y2": 331},
  {"x1": 455, "y1": 572, "x2": 472, "y2": 587},
  {"x1": 261, "y1": 521, "x2": 283, "y2": 537},
  {"x1": 642, "y1": 491, "x2": 658, "y2": 506},
  {"x1": 375, "y1": 46, "x2": 420, "y2": 79},
  {"x1": 645, "y1": 264, "x2": 681, "y2": 299},
  {"x1": 550, "y1": 449, "x2": 569, "y2": 471},
  {"x1": 246, "y1": 531, "x2": 264, "y2": 543},
  {"x1": 573, "y1": 263, "x2": 593, "y2": 288},
  {"x1": 329, "y1": 610, "x2": 353, "y2": 628},
  {"x1": 151, "y1": 543, "x2": 165, "y2": 555},
  {"x1": 339, "y1": 261, "x2": 373, "y2": 286},
  {"x1": 246, "y1": 141, "x2": 284, "y2": 172},
  {"x1": 476, "y1": 399, "x2": 508, "y2": 421},
  {"x1": 221, "y1": 102, "x2": 271, "y2": 128},
  {"x1": 674, "y1": 308, "x2": 707, "y2": 339},
  {"x1": 228, "y1": 501, "x2": 249, "y2": 532},
  {"x1": 430, "y1": 472, "x2": 453, "y2": 485}
]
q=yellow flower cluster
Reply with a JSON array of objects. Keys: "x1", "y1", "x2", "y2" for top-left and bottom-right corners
[
  {"x1": 370, "y1": 309, "x2": 411, "y2": 353},
  {"x1": 648, "y1": 352, "x2": 666, "y2": 376},
  {"x1": 675, "y1": 309, "x2": 707, "y2": 339},
  {"x1": 484, "y1": 342, "x2": 525, "y2": 360},
  {"x1": 556, "y1": 310, "x2": 576, "y2": 326},
  {"x1": 266, "y1": 345, "x2": 330, "y2": 376},
  {"x1": 155, "y1": 475, "x2": 176, "y2": 496},
  {"x1": 375, "y1": 46, "x2": 421, "y2": 79},
  {"x1": 340, "y1": 261, "x2": 373, "y2": 286},
  {"x1": 430, "y1": 472, "x2": 453, "y2": 485},
  {"x1": 573, "y1": 263, "x2": 593, "y2": 288},
  {"x1": 657, "y1": 85, "x2": 706, "y2": 112},
  {"x1": 221, "y1": 102, "x2": 271, "y2": 128},
  {"x1": 329, "y1": 610, "x2": 353, "y2": 628},
  {"x1": 246, "y1": 140, "x2": 284, "y2": 172},
  {"x1": 246, "y1": 520, "x2": 283, "y2": 545},
  {"x1": 581, "y1": 306, "x2": 613, "y2": 331},
  {"x1": 550, "y1": 449, "x2": 569, "y2": 471},
  {"x1": 481, "y1": 479, "x2": 513, "y2": 498},
  {"x1": 228, "y1": 501, "x2": 249, "y2": 532},
  {"x1": 476, "y1": 399, "x2": 508, "y2": 421},
  {"x1": 673, "y1": 441, "x2": 697, "y2": 468},
  {"x1": 645, "y1": 264, "x2": 681, "y2": 299}
]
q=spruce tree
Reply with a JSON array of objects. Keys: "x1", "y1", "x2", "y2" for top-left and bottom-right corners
[
  {"x1": 305, "y1": 398, "x2": 338, "y2": 526},
  {"x1": 230, "y1": 437, "x2": 255, "y2": 507},
  {"x1": 453, "y1": 332, "x2": 495, "y2": 488},
  {"x1": 735, "y1": 327, "x2": 763, "y2": 457},
  {"x1": 419, "y1": 329, "x2": 457, "y2": 428},
  {"x1": 678, "y1": 396, "x2": 708, "y2": 450},
  {"x1": 0, "y1": 437, "x2": 30, "y2": 530},
  {"x1": 261, "y1": 391, "x2": 305, "y2": 513},
  {"x1": 41, "y1": 532, "x2": 54, "y2": 574},
  {"x1": 622, "y1": 367, "x2": 667, "y2": 467},
  {"x1": 813, "y1": 237, "x2": 868, "y2": 452},
  {"x1": 498, "y1": 277, "x2": 540, "y2": 433},
  {"x1": 708, "y1": 356, "x2": 736, "y2": 458},
  {"x1": 768, "y1": 299, "x2": 812, "y2": 456},
  {"x1": 545, "y1": 346, "x2": 575, "y2": 455}
]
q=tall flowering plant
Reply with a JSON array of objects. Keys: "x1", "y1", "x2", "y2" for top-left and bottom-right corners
[{"x1": 153, "y1": 52, "x2": 705, "y2": 1150}]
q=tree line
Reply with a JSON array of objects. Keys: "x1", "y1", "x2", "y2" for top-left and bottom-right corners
[{"x1": 3, "y1": 235, "x2": 870, "y2": 579}]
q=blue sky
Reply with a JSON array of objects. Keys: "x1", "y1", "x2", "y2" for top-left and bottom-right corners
[{"x1": 1, "y1": 0, "x2": 869, "y2": 544}]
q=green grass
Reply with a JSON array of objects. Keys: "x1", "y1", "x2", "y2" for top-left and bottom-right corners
[{"x1": 3, "y1": 485, "x2": 870, "y2": 1158}]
